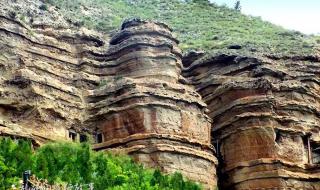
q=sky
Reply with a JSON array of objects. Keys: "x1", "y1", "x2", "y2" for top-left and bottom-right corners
[{"x1": 210, "y1": 0, "x2": 320, "y2": 34}]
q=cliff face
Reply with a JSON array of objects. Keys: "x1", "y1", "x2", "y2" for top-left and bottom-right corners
[
  {"x1": 88, "y1": 19, "x2": 217, "y2": 188},
  {"x1": 0, "y1": 0, "x2": 108, "y2": 143},
  {"x1": 183, "y1": 52, "x2": 320, "y2": 189},
  {"x1": 0, "y1": 4, "x2": 217, "y2": 187},
  {"x1": 1, "y1": 1, "x2": 320, "y2": 189}
]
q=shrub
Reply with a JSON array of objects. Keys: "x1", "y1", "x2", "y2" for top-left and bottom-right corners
[{"x1": 0, "y1": 137, "x2": 202, "y2": 190}]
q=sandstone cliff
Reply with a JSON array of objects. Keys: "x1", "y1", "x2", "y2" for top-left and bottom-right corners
[
  {"x1": 88, "y1": 19, "x2": 217, "y2": 188},
  {"x1": 0, "y1": 2, "x2": 217, "y2": 187},
  {"x1": 0, "y1": 1, "x2": 320, "y2": 189},
  {"x1": 183, "y1": 51, "x2": 320, "y2": 189},
  {"x1": 0, "y1": 0, "x2": 109, "y2": 144}
]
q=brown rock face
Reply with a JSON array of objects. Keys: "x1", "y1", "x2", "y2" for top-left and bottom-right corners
[
  {"x1": 1, "y1": 1, "x2": 320, "y2": 189},
  {"x1": 183, "y1": 53, "x2": 320, "y2": 189},
  {"x1": 89, "y1": 19, "x2": 217, "y2": 188},
  {"x1": 0, "y1": 2, "x2": 108, "y2": 143},
  {"x1": 0, "y1": 8, "x2": 218, "y2": 187}
]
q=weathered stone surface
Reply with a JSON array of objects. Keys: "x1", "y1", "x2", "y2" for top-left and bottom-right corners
[
  {"x1": 0, "y1": 2, "x2": 217, "y2": 187},
  {"x1": 89, "y1": 19, "x2": 217, "y2": 188},
  {"x1": 0, "y1": 2, "x2": 108, "y2": 142},
  {"x1": 183, "y1": 52, "x2": 320, "y2": 189},
  {"x1": 1, "y1": 1, "x2": 320, "y2": 189}
]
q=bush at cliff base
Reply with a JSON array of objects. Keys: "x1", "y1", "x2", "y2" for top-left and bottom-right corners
[{"x1": 0, "y1": 137, "x2": 202, "y2": 190}]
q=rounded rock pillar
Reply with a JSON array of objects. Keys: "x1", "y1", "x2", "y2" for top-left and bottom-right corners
[{"x1": 91, "y1": 19, "x2": 217, "y2": 189}]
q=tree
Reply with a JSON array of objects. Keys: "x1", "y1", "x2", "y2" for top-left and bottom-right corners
[
  {"x1": 0, "y1": 138, "x2": 203, "y2": 190},
  {"x1": 0, "y1": 138, "x2": 34, "y2": 189},
  {"x1": 234, "y1": 0, "x2": 241, "y2": 11}
]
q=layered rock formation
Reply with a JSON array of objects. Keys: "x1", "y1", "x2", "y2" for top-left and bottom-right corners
[
  {"x1": 0, "y1": 0, "x2": 110, "y2": 144},
  {"x1": 183, "y1": 52, "x2": 320, "y2": 189},
  {"x1": 0, "y1": 4, "x2": 217, "y2": 187},
  {"x1": 1, "y1": 1, "x2": 320, "y2": 189},
  {"x1": 88, "y1": 19, "x2": 217, "y2": 188}
]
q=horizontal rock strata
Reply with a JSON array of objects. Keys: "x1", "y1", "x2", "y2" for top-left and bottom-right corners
[
  {"x1": 183, "y1": 52, "x2": 320, "y2": 189},
  {"x1": 0, "y1": 1, "x2": 109, "y2": 143},
  {"x1": 0, "y1": 4, "x2": 218, "y2": 187},
  {"x1": 2, "y1": 1, "x2": 320, "y2": 188},
  {"x1": 89, "y1": 19, "x2": 217, "y2": 189}
]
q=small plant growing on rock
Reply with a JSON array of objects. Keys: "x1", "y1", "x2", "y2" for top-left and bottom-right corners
[
  {"x1": 39, "y1": 4, "x2": 48, "y2": 11},
  {"x1": 114, "y1": 75, "x2": 123, "y2": 81},
  {"x1": 98, "y1": 79, "x2": 107, "y2": 87}
]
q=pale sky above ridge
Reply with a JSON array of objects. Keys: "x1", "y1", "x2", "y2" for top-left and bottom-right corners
[{"x1": 211, "y1": 0, "x2": 320, "y2": 34}]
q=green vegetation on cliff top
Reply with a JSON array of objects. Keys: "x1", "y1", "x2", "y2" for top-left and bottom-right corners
[{"x1": 46, "y1": 0, "x2": 320, "y2": 55}]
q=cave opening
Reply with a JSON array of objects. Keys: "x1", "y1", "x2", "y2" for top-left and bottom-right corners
[
  {"x1": 68, "y1": 130, "x2": 77, "y2": 142},
  {"x1": 311, "y1": 142, "x2": 320, "y2": 164},
  {"x1": 96, "y1": 133, "x2": 103, "y2": 144},
  {"x1": 303, "y1": 135, "x2": 320, "y2": 164}
]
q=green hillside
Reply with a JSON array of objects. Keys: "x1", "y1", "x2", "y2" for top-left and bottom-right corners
[{"x1": 45, "y1": 0, "x2": 319, "y2": 55}]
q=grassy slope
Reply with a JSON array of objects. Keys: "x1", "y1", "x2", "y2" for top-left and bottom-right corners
[{"x1": 46, "y1": 0, "x2": 319, "y2": 55}]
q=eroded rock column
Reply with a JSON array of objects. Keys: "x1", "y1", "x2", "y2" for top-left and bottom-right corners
[
  {"x1": 89, "y1": 19, "x2": 217, "y2": 188},
  {"x1": 183, "y1": 52, "x2": 320, "y2": 190}
]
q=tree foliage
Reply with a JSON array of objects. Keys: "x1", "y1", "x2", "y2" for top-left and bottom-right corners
[
  {"x1": 0, "y1": 138, "x2": 33, "y2": 189},
  {"x1": 0, "y1": 137, "x2": 202, "y2": 190}
]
